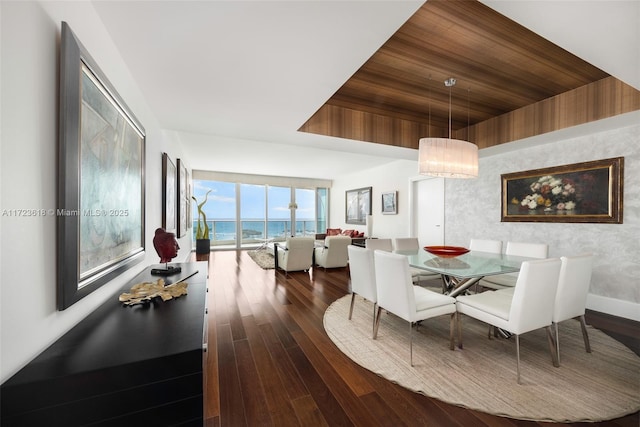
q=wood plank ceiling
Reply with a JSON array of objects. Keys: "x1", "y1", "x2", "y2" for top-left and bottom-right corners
[{"x1": 299, "y1": 0, "x2": 639, "y2": 150}]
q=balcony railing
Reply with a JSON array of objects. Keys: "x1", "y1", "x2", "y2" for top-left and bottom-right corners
[{"x1": 192, "y1": 219, "x2": 317, "y2": 247}]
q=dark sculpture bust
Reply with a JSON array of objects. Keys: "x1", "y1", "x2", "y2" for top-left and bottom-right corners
[
  {"x1": 153, "y1": 227, "x2": 180, "y2": 262},
  {"x1": 151, "y1": 228, "x2": 181, "y2": 275}
]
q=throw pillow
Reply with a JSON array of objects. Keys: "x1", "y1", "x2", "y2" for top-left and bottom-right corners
[{"x1": 326, "y1": 228, "x2": 342, "y2": 236}]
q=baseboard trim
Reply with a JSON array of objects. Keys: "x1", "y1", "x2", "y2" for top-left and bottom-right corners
[{"x1": 587, "y1": 294, "x2": 640, "y2": 322}]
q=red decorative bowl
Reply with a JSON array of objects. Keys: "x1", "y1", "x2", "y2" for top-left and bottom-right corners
[{"x1": 424, "y1": 246, "x2": 470, "y2": 258}]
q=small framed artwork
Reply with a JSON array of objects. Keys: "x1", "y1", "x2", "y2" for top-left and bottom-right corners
[
  {"x1": 162, "y1": 153, "x2": 177, "y2": 232},
  {"x1": 177, "y1": 158, "x2": 188, "y2": 238},
  {"x1": 501, "y1": 157, "x2": 623, "y2": 223},
  {"x1": 382, "y1": 191, "x2": 398, "y2": 214},
  {"x1": 345, "y1": 186, "x2": 372, "y2": 225}
]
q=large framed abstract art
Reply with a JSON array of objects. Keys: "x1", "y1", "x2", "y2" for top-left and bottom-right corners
[
  {"x1": 501, "y1": 157, "x2": 623, "y2": 224},
  {"x1": 57, "y1": 22, "x2": 145, "y2": 310}
]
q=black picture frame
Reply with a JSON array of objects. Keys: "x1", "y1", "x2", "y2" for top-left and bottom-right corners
[
  {"x1": 501, "y1": 157, "x2": 623, "y2": 223},
  {"x1": 57, "y1": 22, "x2": 145, "y2": 310},
  {"x1": 345, "y1": 187, "x2": 372, "y2": 225},
  {"x1": 162, "y1": 153, "x2": 177, "y2": 233},
  {"x1": 177, "y1": 158, "x2": 188, "y2": 238}
]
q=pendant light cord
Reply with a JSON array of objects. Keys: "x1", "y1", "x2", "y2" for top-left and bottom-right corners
[{"x1": 448, "y1": 82, "x2": 452, "y2": 139}]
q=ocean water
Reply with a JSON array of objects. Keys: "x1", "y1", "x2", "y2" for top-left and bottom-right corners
[{"x1": 192, "y1": 219, "x2": 316, "y2": 241}]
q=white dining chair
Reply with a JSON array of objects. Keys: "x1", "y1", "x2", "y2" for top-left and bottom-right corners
[
  {"x1": 365, "y1": 238, "x2": 393, "y2": 252},
  {"x1": 469, "y1": 239, "x2": 502, "y2": 254},
  {"x1": 373, "y1": 250, "x2": 457, "y2": 366},
  {"x1": 456, "y1": 258, "x2": 562, "y2": 384},
  {"x1": 552, "y1": 254, "x2": 594, "y2": 364},
  {"x1": 347, "y1": 245, "x2": 377, "y2": 337},
  {"x1": 468, "y1": 239, "x2": 503, "y2": 293},
  {"x1": 479, "y1": 241, "x2": 548, "y2": 290},
  {"x1": 392, "y1": 237, "x2": 441, "y2": 285}
]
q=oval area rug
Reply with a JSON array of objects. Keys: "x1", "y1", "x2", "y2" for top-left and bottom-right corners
[{"x1": 324, "y1": 295, "x2": 640, "y2": 422}]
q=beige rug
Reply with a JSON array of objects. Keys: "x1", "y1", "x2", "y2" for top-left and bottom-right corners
[
  {"x1": 324, "y1": 295, "x2": 640, "y2": 422},
  {"x1": 248, "y1": 249, "x2": 275, "y2": 269}
]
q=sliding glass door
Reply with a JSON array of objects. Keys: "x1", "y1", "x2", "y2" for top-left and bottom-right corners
[
  {"x1": 267, "y1": 186, "x2": 291, "y2": 241},
  {"x1": 193, "y1": 179, "x2": 328, "y2": 249},
  {"x1": 295, "y1": 188, "x2": 316, "y2": 236},
  {"x1": 240, "y1": 184, "x2": 266, "y2": 246}
]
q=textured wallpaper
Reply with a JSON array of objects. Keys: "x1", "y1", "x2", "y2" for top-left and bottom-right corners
[{"x1": 445, "y1": 123, "x2": 639, "y2": 303}]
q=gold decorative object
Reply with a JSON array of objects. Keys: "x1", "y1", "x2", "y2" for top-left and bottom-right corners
[{"x1": 119, "y1": 279, "x2": 188, "y2": 306}]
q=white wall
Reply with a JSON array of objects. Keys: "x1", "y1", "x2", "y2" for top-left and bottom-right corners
[
  {"x1": 0, "y1": 2, "x2": 192, "y2": 382},
  {"x1": 331, "y1": 160, "x2": 417, "y2": 239},
  {"x1": 446, "y1": 118, "x2": 639, "y2": 320},
  {"x1": 332, "y1": 115, "x2": 640, "y2": 321}
]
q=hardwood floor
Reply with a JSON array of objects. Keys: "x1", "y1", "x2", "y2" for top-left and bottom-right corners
[{"x1": 196, "y1": 250, "x2": 639, "y2": 427}]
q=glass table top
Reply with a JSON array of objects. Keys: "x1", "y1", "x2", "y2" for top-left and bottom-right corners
[{"x1": 400, "y1": 249, "x2": 536, "y2": 279}]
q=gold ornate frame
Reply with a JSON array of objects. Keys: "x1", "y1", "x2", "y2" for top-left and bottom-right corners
[{"x1": 501, "y1": 157, "x2": 623, "y2": 223}]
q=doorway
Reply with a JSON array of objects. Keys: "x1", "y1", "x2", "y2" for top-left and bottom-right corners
[{"x1": 409, "y1": 176, "x2": 444, "y2": 247}]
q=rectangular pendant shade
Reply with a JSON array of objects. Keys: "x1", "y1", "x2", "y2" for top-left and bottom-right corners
[{"x1": 418, "y1": 137, "x2": 478, "y2": 178}]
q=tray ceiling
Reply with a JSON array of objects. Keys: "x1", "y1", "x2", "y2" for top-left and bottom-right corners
[{"x1": 299, "y1": 0, "x2": 621, "y2": 148}]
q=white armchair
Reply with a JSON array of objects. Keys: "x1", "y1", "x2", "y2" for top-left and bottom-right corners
[
  {"x1": 479, "y1": 241, "x2": 548, "y2": 290},
  {"x1": 373, "y1": 250, "x2": 457, "y2": 366},
  {"x1": 275, "y1": 237, "x2": 315, "y2": 274},
  {"x1": 314, "y1": 235, "x2": 351, "y2": 269},
  {"x1": 456, "y1": 258, "x2": 562, "y2": 383},
  {"x1": 347, "y1": 245, "x2": 377, "y2": 336}
]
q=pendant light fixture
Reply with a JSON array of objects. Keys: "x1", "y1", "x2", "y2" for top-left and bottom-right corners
[{"x1": 418, "y1": 78, "x2": 478, "y2": 179}]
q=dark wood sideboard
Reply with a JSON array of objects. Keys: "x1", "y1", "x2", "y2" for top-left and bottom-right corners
[{"x1": 1, "y1": 262, "x2": 208, "y2": 427}]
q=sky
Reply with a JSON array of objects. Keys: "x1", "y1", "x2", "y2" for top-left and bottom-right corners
[{"x1": 192, "y1": 180, "x2": 316, "y2": 221}]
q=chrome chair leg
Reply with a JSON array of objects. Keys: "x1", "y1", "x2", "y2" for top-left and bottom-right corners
[
  {"x1": 371, "y1": 303, "x2": 377, "y2": 338},
  {"x1": 578, "y1": 315, "x2": 592, "y2": 353},
  {"x1": 348, "y1": 293, "x2": 356, "y2": 320},
  {"x1": 449, "y1": 313, "x2": 455, "y2": 350},
  {"x1": 555, "y1": 317, "x2": 591, "y2": 366},
  {"x1": 409, "y1": 322, "x2": 413, "y2": 366},
  {"x1": 546, "y1": 326, "x2": 559, "y2": 367},
  {"x1": 373, "y1": 306, "x2": 383, "y2": 339},
  {"x1": 516, "y1": 334, "x2": 521, "y2": 384},
  {"x1": 456, "y1": 312, "x2": 463, "y2": 349},
  {"x1": 555, "y1": 322, "x2": 561, "y2": 365}
]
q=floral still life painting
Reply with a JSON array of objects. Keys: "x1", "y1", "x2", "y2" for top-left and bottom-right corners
[{"x1": 501, "y1": 157, "x2": 623, "y2": 223}]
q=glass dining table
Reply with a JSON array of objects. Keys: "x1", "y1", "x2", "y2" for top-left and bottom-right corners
[{"x1": 399, "y1": 249, "x2": 537, "y2": 297}]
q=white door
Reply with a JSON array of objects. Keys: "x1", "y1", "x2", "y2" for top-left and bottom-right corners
[{"x1": 410, "y1": 177, "x2": 444, "y2": 247}]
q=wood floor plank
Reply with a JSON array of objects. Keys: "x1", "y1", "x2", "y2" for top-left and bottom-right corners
[
  {"x1": 258, "y1": 322, "x2": 309, "y2": 400},
  {"x1": 200, "y1": 250, "x2": 639, "y2": 427},
  {"x1": 287, "y1": 303, "x2": 377, "y2": 397},
  {"x1": 290, "y1": 395, "x2": 330, "y2": 427},
  {"x1": 292, "y1": 330, "x2": 380, "y2": 426},
  {"x1": 358, "y1": 391, "x2": 410, "y2": 426},
  {"x1": 241, "y1": 315, "x2": 300, "y2": 426},
  {"x1": 233, "y1": 338, "x2": 272, "y2": 426},
  {"x1": 222, "y1": 276, "x2": 248, "y2": 343},
  {"x1": 358, "y1": 368, "x2": 470, "y2": 427},
  {"x1": 215, "y1": 323, "x2": 247, "y2": 426},
  {"x1": 285, "y1": 337, "x2": 355, "y2": 426}
]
